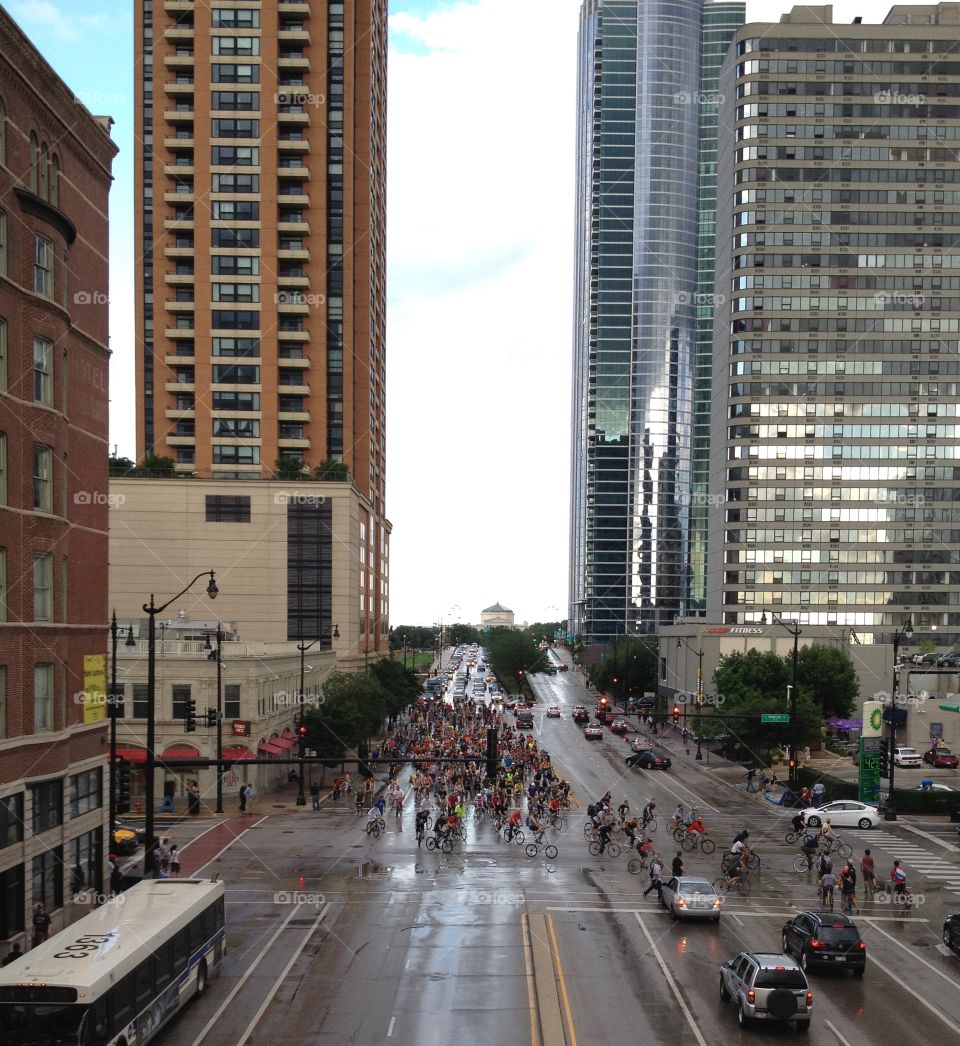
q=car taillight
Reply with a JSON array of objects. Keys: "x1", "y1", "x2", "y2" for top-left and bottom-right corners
[
  {"x1": 806, "y1": 992, "x2": 814, "y2": 1007},
  {"x1": 747, "y1": 990, "x2": 755, "y2": 1004},
  {"x1": 714, "y1": 897, "x2": 722, "y2": 908},
  {"x1": 856, "y1": 941, "x2": 866, "y2": 951},
  {"x1": 809, "y1": 939, "x2": 824, "y2": 949},
  {"x1": 677, "y1": 897, "x2": 686, "y2": 907}
]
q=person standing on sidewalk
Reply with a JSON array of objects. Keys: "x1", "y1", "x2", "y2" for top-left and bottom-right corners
[
  {"x1": 745, "y1": 768, "x2": 757, "y2": 793},
  {"x1": 239, "y1": 783, "x2": 247, "y2": 814},
  {"x1": 310, "y1": 781, "x2": 320, "y2": 811},
  {"x1": 31, "y1": 904, "x2": 51, "y2": 948}
]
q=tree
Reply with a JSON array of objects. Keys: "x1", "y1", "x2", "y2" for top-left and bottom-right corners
[
  {"x1": 446, "y1": 623, "x2": 482, "y2": 647},
  {"x1": 314, "y1": 458, "x2": 349, "y2": 481},
  {"x1": 274, "y1": 457, "x2": 307, "y2": 479},
  {"x1": 108, "y1": 454, "x2": 136, "y2": 476},
  {"x1": 485, "y1": 628, "x2": 549, "y2": 692},
  {"x1": 139, "y1": 454, "x2": 176, "y2": 476},
  {"x1": 369, "y1": 659, "x2": 419, "y2": 719},
  {"x1": 796, "y1": 645, "x2": 859, "y2": 719},
  {"x1": 588, "y1": 637, "x2": 657, "y2": 704},
  {"x1": 300, "y1": 671, "x2": 386, "y2": 760},
  {"x1": 389, "y1": 625, "x2": 437, "y2": 651}
]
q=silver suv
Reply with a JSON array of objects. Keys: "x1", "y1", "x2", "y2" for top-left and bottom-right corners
[{"x1": 720, "y1": 952, "x2": 813, "y2": 1031}]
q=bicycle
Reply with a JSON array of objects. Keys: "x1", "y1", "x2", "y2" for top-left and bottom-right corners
[
  {"x1": 640, "y1": 815, "x2": 658, "y2": 834},
  {"x1": 722, "y1": 849, "x2": 760, "y2": 872},
  {"x1": 354, "y1": 794, "x2": 365, "y2": 817},
  {"x1": 425, "y1": 832, "x2": 454, "y2": 854},
  {"x1": 627, "y1": 854, "x2": 649, "y2": 875},
  {"x1": 794, "y1": 853, "x2": 818, "y2": 872},
  {"x1": 588, "y1": 838, "x2": 621, "y2": 858},
  {"x1": 713, "y1": 872, "x2": 751, "y2": 897},
  {"x1": 547, "y1": 811, "x2": 564, "y2": 830},
  {"x1": 526, "y1": 832, "x2": 559, "y2": 860},
  {"x1": 681, "y1": 831, "x2": 716, "y2": 855},
  {"x1": 366, "y1": 820, "x2": 382, "y2": 839},
  {"x1": 892, "y1": 885, "x2": 914, "y2": 911},
  {"x1": 819, "y1": 836, "x2": 853, "y2": 859},
  {"x1": 415, "y1": 818, "x2": 428, "y2": 848}
]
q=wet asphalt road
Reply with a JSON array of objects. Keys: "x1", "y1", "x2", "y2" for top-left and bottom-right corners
[{"x1": 155, "y1": 665, "x2": 960, "y2": 1045}]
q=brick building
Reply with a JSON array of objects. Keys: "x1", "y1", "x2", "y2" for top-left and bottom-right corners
[{"x1": 0, "y1": 8, "x2": 116, "y2": 951}]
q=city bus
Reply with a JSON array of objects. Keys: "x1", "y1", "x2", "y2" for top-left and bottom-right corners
[{"x1": 0, "y1": 877, "x2": 225, "y2": 1045}]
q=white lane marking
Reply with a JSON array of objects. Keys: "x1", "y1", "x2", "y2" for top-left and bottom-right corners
[
  {"x1": 729, "y1": 913, "x2": 744, "y2": 926},
  {"x1": 235, "y1": 902, "x2": 331, "y2": 1046},
  {"x1": 545, "y1": 907, "x2": 928, "y2": 922},
  {"x1": 864, "y1": 919, "x2": 960, "y2": 995},
  {"x1": 901, "y1": 822, "x2": 960, "y2": 853},
  {"x1": 387, "y1": 1017, "x2": 397, "y2": 1037},
  {"x1": 191, "y1": 900, "x2": 319, "y2": 1046},
  {"x1": 866, "y1": 946, "x2": 960, "y2": 1034},
  {"x1": 633, "y1": 914, "x2": 708, "y2": 1046},
  {"x1": 824, "y1": 1019, "x2": 854, "y2": 1046}
]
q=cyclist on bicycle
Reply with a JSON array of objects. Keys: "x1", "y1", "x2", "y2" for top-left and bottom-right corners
[
  {"x1": 800, "y1": 832, "x2": 819, "y2": 868},
  {"x1": 597, "y1": 819, "x2": 614, "y2": 854},
  {"x1": 723, "y1": 849, "x2": 748, "y2": 885},
  {"x1": 622, "y1": 815, "x2": 641, "y2": 848},
  {"x1": 730, "y1": 830, "x2": 750, "y2": 854},
  {"x1": 791, "y1": 811, "x2": 806, "y2": 836},
  {"x1": 687, "y1": 813, "x2": 707, "y2": 836},
  {"x1": 354, "y1": 790, "x2": 364, "y2": 815},
  {"x1": 528, "y1": 807, "x2": 544, "y2": 838},
  {"x1": 617, "y1": 799, "x2": 630, "y2": 822},
  {"x1": 671, "y1": 804, "x2": 685, "y2": 831},
  {"x1": 415, "y1": 809, "x2": 430, "y2": 847},
  {"x1": 547, "y1": 794, "x2": 561, "y2": 822},
  {"x1": 819, "y1": 818, "x2": 837, "y2": 846},
  {"x1": 366, "y1": 806, "x2": 382, "y2": 835},
  {"x1": 890, "y1": 860, "x2": 908, "y2": 899},
  {"x1": 506, "y1": 808, "x2": 522, "y2": 840},
  {"x1": 641, "y1": 799, "x2": 656, "y2": 829}
]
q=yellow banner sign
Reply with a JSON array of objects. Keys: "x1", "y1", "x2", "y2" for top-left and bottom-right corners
[{"x1": 83, "y1": 654, "x2": 107, "y2": 723}]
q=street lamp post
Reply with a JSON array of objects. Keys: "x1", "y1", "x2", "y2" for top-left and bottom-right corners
[
  {"x1": 215, "y1": 624, "x2": 224, "y2": 814},
  {"x1": 297, "y1": 625, "x2": 339, "y2": 805},
  {"x1": 885, "y1": 618, "x2": 914, "y2": 822},
  {"x1": 108, "y1": 613, "x2": 135, "y2": 840},
  {"x1": 144, "y1": 570, "x2": 218, "y2": 876},
  {"x1": 677, "y1": 638, "x2": 705, "y2": 760},
  {"x1": 761, "y1": 610, "x2": 800, "y2": 793}
]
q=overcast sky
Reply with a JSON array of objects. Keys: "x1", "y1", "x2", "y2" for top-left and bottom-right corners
[{"x1": 10, "y1": 0, "x2": 895, "y2": 629}]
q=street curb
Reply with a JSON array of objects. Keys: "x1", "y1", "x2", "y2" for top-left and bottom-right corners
[{"x1": 525, "y1": 912, "x2": 568, "y2": 1046}]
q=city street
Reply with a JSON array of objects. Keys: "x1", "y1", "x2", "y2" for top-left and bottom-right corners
[{"x1": 154, "y1": 662, "x2": 960, "y2": 1045}]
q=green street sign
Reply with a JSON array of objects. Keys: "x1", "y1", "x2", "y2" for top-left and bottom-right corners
[
  {"x1": 761, "y1": 713, "x2": 790, "y2": 723},
  {"x1": 939, "y1": 703, "x2": 960, "y2": 712}
]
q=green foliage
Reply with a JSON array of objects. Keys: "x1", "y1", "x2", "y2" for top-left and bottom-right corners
[
  {"x1": 446, "y1": 622, "x2": 482, "y2": 647},
  {"x1": 796, "y1": 645, "x2": 859, "y2": 719},
  {"x1": 108, "y1": 454, "x2": 136, "y2": 476},
  {"x1": 300, "y1": 671, "x2": 386, "y2": 760},
  {"x1": 389, "y1": 625, "x2": 436, "y2": 651},
  {"x1": 314, "y1": 458, "x2": 349, "y2": 481},
  {"x1": 485, "y1": 628, "x2": 549, "y2": 692},
  {"x1": 368, "y1": 659, "x2": 419, "y2": 719},
  {"x1": 274, "y1": 457, "x2": 307, "y2": 479},
  {"x1": 588, "y1": 637, "x2": 657, "y2": 701}
]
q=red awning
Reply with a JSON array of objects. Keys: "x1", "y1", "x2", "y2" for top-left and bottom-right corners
[
  {"x1": 273, "y1": 736, "x2": 296, "y2": 751},
  {"x1": 279, "y1": 727, "x2": 296, "y2": 740},
  {"x1": 222, "y1": 745, "x2": 256, "y2": 762},
  {"x1": 258, "y1": 741, "x2": 285, "y2": 756},
  {"x1": 114, "y1": 748, "x2": 147, "y2": 763},
  {"x1": 161, "y1": 747, "x2": 200, "y2": 760}
]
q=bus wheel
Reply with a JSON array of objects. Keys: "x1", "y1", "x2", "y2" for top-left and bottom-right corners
[{"x1": 196, "y1": 960, "x2": 208, "y2": 996}]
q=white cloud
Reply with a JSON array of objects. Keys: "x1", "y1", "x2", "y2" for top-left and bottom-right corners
[
  {"x1": 6, "y1": 0, "x2": 109, "y2": 41},
  {"x1": 386, "y1": 0, "x2": 581, "y2": 626}
]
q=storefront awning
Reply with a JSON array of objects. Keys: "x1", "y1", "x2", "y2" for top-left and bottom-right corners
[
  {"x1": 258, "y1": 740, "x2": 285, "y2": 756},
  {"x1": 273, "y1": 736, "x2": 296, "y2": 751},
  {"x1": 222, "y1": 745, "x2": 257, "y2": 762},
  {"x1": 114, "y1": 748, "x2": 147, "y2": 763},
  {"x1": 160, "y1": 747, "x2": 200, "y2": 761}
]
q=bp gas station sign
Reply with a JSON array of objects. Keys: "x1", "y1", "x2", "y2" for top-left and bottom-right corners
[{"x1": 858, "y1": 701, "x2": 884, "y2": 804}]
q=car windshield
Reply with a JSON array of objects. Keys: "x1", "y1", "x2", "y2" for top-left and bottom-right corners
[
  {"x1": 679, "y1": 882, "x2": 713, "y2": 895},
  {"x1": 817, "y1": 928, "x2": 860, "y2": 945},
  {"x1": 754, "y1": 970, "x2": 807, "y2": 989},
  {"x1": 937, "y1": 749, "x2": 954, "y2": 756}
]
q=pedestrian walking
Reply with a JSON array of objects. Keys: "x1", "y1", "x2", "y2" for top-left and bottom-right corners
[
  {"x1": 758, "y1": 769, "x2": 768, "y2": 796},
  {"x1": 672, "y1": 852, "x2": 684, "y2": 878},
  {"x1": 820, "y1": 869, "x2": 837, "y2": 910},
  {"x1": 840, "y1": 862, "x2": 858, "y2": 914},
  {"x1": 745, "y1": 768, "x2": 757, "y2": 793},
  {"x1": 239, "y1": 783, "x2": 247, "y2": 814},
  {"x1": 31, "y1": 903, "x2": 51, "y2": 948},
  {"x1": 243, "y1": 783, "x2": 253, "y2": 813},
  {"x1": 860, "y1": 849, "x2": 876, "y2": 899},
  {"x1": 812, "y1": 780, "x2": 826, "y2": 806},
  {"x1": 643, "y1": 856, "x2": 664, "y2": 899},
  {"x1": 108, "y1": 853, "x2": 122, "y2": 897},
  {"x1": 332, "y1": 777, "x2": 343, "y2": 805},
  {"x1": 310, "y1": 781, "x2": 320, "y2": 811},
  {"x1": 170, "y1": 845, "x2": 181, "y2": 876}
]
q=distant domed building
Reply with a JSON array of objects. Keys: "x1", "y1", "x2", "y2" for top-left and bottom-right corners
[{"x1": 480, "y1": 602, "x2": 514, "y2": 629}]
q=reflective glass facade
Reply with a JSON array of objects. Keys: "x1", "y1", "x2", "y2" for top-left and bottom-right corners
[
  {"x1": 571, "y1": 0, "x2": 741, "y2": 641},
  {"x1": 708, "y1": 5, "x2": 960, "y2": 644}
]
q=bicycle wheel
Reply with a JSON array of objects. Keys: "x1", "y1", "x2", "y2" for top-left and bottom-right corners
[
  {"x1": 784, "y1": 831, "x2": 797, "y2": 845},
  {"x1": 681, "y1": 833, "x2": 697, "y2": 852},
  {"x1": 793, "y1": 855, "x2": 812, "y2": 873},
  {"x1": 746, "y1": 853, "x2": 761, "y2": 871},
  {"x1": 713, "y1": 876, "x2": 730, "y2": 896},
  {"x1": 425, "y1": 836, "x2": 437, "y2": 851},
  {"x1": 837, "y1": 842, "x2": 853, "y2": 859},
  {"x1": 525, "y1": 843, "x2": 539, "y2": 858},
  {"x1": 646, "y1": 817, "x2": 658, "y2": 833},
  {"x1": 700, "y1": 838, "x2": 716, "y2": 855},
  {"x1": 583, "y1": 822, "x2": 595, "y2": 838},
  {"x1": 457, "y1": 826, "x2": 468, "y2": 841},
  {"x1": 545, "y1": 845, "x2": 558, "y2": 860},
  {"x1": 607, "y1": 842, "x2": 621, "y2": 858},
  {"x1": 552, "y1": 817, "x2": 564, "y2": 830},
  {"x1": 513, "y1": 830, "x2": 525, "y2": 844},
  {"x1": 441, "y1": 836, "x2": 454, "y2": 854},
  {"x1": 627, "y1": 858, "x2": 645, "y2": 875},
  {"x1": 588, "y1": 840, "x2": 602, "y2": 857},
  {"x1": 673, "y1": 828, "x2": 686, "y2": 843},
  {"x1": 735, "y1": 876, "x2": 751, "y2": 897},
  {"x1": 370, "y1": 823, "x2": 381, "y2": 839}
]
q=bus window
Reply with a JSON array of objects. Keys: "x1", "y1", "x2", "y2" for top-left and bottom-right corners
[
  {"x1": 172, "y1": 928, "x2": 189, "y2": 975},
  {"x1": 188, "y1": 914, "x2": 204, "y2": 956},
  {"x1": 108, "y1": 976, "x2": 133, "y2": 1031},
  {"x1": 134, "y1": 961, "x2": 153, "y2": 1012},
  {"x1": 154, "y1": 940, "x2": 173, "y2": 992}
]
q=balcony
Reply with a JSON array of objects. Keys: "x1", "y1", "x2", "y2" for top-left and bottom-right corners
[
  {"x1": 165, "y1": 326, "x2": 195, "y2": 338},
  {"x1": 277, "y1": 137, "x2": 309, "y2": 152},
  {"x1": 166, "y1": 435, "x2": 196, "y2": 446},
  {"x1": 163, "y1": 217, "x2": 195, "y2": 231},
  {"x1": 277, "y1": 247, "x2": 309, "y2": 261},
  {"x1": 164, "y1": 162, "x2": 194, "y2": 176},
  {"x1": 277, "y1": 54, "x2": 309, "y2": 70},
  {"x1": 277, "y1": 409, "x2": 310, "y2": 422},
  {"x1": 164, "y1": 273, "x2": 196, "y2": 286},
  {"x1": 164, "y1": 27, "x2": 195, "y2": 42},
  {"x1": 163, "y1": 136, "x2": 195, "y2": 149},
  {"x1": 165, "y1": 407, "x2": 196, "y2": 419},
  {"x1": 164, "y1": 0, "x2": 194, "y2": 10},
  {"x1": 277, "y1": 354, "x2": 309, "y2": 368},
  {"x1": 164, "y1": 352, "x2": 195, "y2": 365},
  {"x1": 164, "y1": 82, "x2": 195, "y2": 96},
  {"x1": 278, "y1": 28, "x2": 311, "y2": 43},
  {"x1": 164, "y1": 109, "x2": 195, "y2": 122},
  {"x1": 165, "y1": 380, "x2": 195, "y2": 393},
  {"x1": 163, "y1": 53, "x2": 195, "y2": 68},
  {"x1": 164, "y1": 191, "x2": 195, "y2": 203},
  {"x1": 277, "y1": 273, "x2": 308, "y2": 288},
  {"x1": 277, "y1": 163, "x2": 310, "y2": 179},
  {"x1": 164, "y1": 245, "x2": 195, "y2": 258},
  {"x1": 277, "y1": 219, "x2": 309, "y2": 234},
  {"x1": 278, "y1": 0, "x2": 311, "y2": 11},
  {"x1": 276, "y1": 329, "x2": 309, "y2": 342},
  {"x1": 278, "y1": 436, "x2": 311, "y2": 448},
  {"x1": 277, "y1": 108, "x2": 310, "y2": 126}
]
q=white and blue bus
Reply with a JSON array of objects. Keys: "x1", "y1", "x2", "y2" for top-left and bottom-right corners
[{"x1": 0, "y1": 877, "x2": 225, "y2": 1045}]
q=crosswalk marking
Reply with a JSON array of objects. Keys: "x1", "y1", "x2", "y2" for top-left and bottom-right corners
[{"x1": 848, "y1": 829, "x2": 960, "y2": 896}]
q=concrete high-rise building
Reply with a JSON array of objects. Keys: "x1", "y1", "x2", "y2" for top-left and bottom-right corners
[
  {"x1": 0, "y1": 8, "x2": 116, "y2": 944},
  {"x1": 134, "y1": 0, "x2": 387, "y2": 521},
  {"x1": 570, "y1": 0, "x2": 743, "y2": 642},
  {"x1": 708, "y1": 3, "x2": 960, "y2": 646}
]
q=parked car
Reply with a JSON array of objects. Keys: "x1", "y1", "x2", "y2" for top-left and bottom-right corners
[
  {"x1": 802, "y1": 801, "x2": 879, "y2": 829},
  {"x1": 546, "y1": 706, "x2": 561, "y2": 718},
  {"x1": 936, "y1": 650, "x2": 960, "y2": 668},
  {"x1": 916, "y1": 782, "x2": 956, "y2": 792},
  {"x1": 112, "y1": 819, "x2": 146, "y2": 855},
  {"x1": 893, "y1": 746, "x2": 923, "y2": 767},
  {"x1": 610, "y1": 718, "x2": 628, "y2": 735},
  {"x1": 912, "y1": 651, "x2": 941, "y2": 666},
  {"x1": 924, "y1": 747, "x2": 960, "y2": 768},
  {"x1": 781, "y1": 912, "x2": 866, "y2": 976},
  {"x1": 944, "y1": 913, "x2": 960, "y2": 957},
  {"x1": 660, "y1": 876, "x2": 722, "y2": 921},
  {"x1": 584, "y1": 724, "x2": 603, "y2": 740},
  {"x1": 719, "y1": 952, "x2": 813, "y2": 1030},
  {"x1": 626, "y1": 748, "x2": 672, "y2": 770}
]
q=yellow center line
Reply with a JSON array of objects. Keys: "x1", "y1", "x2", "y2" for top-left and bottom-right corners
[
  {"x1": 520, "y1": 912, "x2": 542, "y2": 1046},
  {"x1": 545, "y1": 912, "x2": 578, "y2": 1046}
]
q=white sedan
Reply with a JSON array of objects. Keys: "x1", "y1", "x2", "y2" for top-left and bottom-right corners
[
  {"x1": 546, "y1": 706, "x2": 561, "y2": 718},
  {"x1": 803, "y1": 800, "x2": 880, "y2": 830}
]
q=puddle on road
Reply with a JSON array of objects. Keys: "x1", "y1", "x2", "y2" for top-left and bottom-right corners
[{"x1": 356, "y1": 861, "x2": 391, "y2": 879}]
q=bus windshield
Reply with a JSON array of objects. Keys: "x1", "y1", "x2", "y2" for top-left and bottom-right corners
[{"x1": 0, "y1": 1002, "x2": 87, "y2": 1045}]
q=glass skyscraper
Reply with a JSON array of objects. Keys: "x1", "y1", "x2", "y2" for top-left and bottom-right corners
[{"x1": 570, "y1": 0, "x2": 743, "y2": 642}]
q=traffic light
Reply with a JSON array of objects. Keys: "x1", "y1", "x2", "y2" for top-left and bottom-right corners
[
  {"x1": 205, "y1": 708, "x2": 218, "y2": 727},
  {"x1": 672, "y1": 705, "x2": 681, "y2": 724},
  {"x1": 879, "y1": 744, "x2": 889, "y2": 779},
  {"x1": 116, "y1": 757, "x2": 131, "y2": 814},
  {"x1": 184, "y1": 696, "x2": 197, "y2": 733},
  {"x1": 600, "y1": 697, "x2": 607, "y2": 708},
  {"x1": 486, "y1": 728, "x2": 498, "y2": 781}
]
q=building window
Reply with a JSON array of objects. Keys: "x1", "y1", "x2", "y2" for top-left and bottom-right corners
[
  {"x1": 224, "y1": 684, "x2": 241, "y2": 719},
  {"x1": 31, "y1": 778, "x2": 62, "y2": 834},
  {"x1": 33, "y1": 445, "x2": 53, "y2": 512},
  {"x1": 34, "y1": 235, "x2": 53, "y2": 297},
  {"x1": 33, "y1": 337, "x2": 53, "y2": 404},
  {"x1": 32, "y1": 846, "x2": 63, "y2": 910},
  {"x1": 34, "y1": 664, "x2": 54, "y2": 733},
  {"x1": 212, "y1": 446, "x2": 259, "y2": 465},
  {"x1": 71, "y1": 829, "x2": 102, "y2": 897},
  {"x1": 132, "y1": 683, "x2": 149, "y2": 719},
  {"x1": 69, "y1": 768, "x2": 102, "y2": 818},
  {"x1": 33, "y1": 553, "x2": 52, "y2": 621},
  {"x1": 0, "y1": 666, "x2": 5, "y2": 737},
  {"x1": 0, "y1": 792, "x2": 23, "y2": 848},
  {"x1": 171, "y1": 684, "x2": 191, "y2": 719},
  {"x1": 0, "y1": 864, "x2": 24, "y2": 939},
  {"x1": 205, "y1": 495, "x2": 251, "y2": 522}
]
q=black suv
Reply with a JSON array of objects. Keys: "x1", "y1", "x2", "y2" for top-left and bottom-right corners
[{"x1": 781, "y1": 912, "x2": 866, "y2": 975}]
